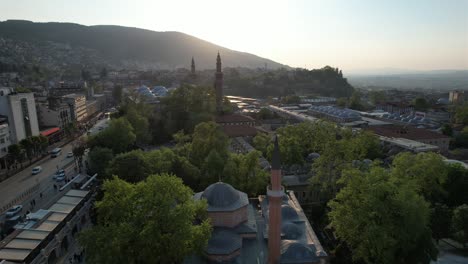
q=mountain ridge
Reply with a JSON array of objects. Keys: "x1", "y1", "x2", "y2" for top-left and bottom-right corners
[{"x1": 0, "y1": 20, "x2": 288, "y2": 70}]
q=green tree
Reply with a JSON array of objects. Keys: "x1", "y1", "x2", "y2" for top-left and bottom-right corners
[
  {"x1": 7, "y1": 144, "x2": 23, "y2": 169},
  {"x1": 391, "y1": 152, "x2": 448, "y2": 203},
  {"x1": 107, "y1": 150, "x2": 151, "y2": 183},
  {"x1": 440, "y1": 124, "x2": 453, "y2": 137},
  {"x1": 454, "y1": 105, "x2": 468, "y2": 125},
  {"x1": 79, "y1": 174, "x2": 212, "y2": 263},
  {"x1": 126, "y1": 107, "x2": 151, "y2": 144},
  {"x1": 430, "y1": 203, "x2": 452, "y2": 244},
  {"x1": 19, "y1": 137, "x2": 34, "y2": 164},
  {"x1": 88, "y1": 147, "x2": 114, "y2": 178},
  {"x1": 369, "y1": 90, "x2": 386, "y2": 105},
  {"x1": 256, "y1": 107, "x2": 274, "y2": 120},
  {"x1": 189, "y1": 122, "x2": 229, "y2": 168},
  {"x1": 443, "y1": 164, "x2": 468, "y2": 207},
  {"x1": 89, "y1": 117, "x2": 136, "y2": 154},
  {"x1": 336, "y1": 97, "x2": 347, "y2": 107},
  {"x1": 414, "y1": 98, "x2": 429, "y2": 111},
  {"x1": 329, "y1": 165, "x2": 437, "y2": 264},
  {"x1": 253, "y1": 133, "x2": 271, "y2": 157},
  {"x1": 452, "y1": 204, "x2": 468, "y2": 247},
  {"x1": 72, "y1": 138, "x2": 87, "y2": 170},
  {"x1": 349, "y1": 90, "x2": 363, "y2": 110}
]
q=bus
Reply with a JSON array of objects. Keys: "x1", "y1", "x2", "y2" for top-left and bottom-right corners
[{"x1": 51, "y1": 147, "x2": 62, "y2": 158}]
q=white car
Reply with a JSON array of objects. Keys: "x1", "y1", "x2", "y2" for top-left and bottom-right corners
[
  {"x1": 32, "y1": 166, "x2": 42, "y2": 175},
  {"x1": 5, "y1": 205, "x2": 23, "y2": 218},
  {"x1": 66, "y1": 152, "x2": 73, "y2": 158}
]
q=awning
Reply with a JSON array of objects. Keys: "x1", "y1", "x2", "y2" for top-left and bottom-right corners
[{"x1": 40, "y1": 127, "x2": 60, "y2": 137}]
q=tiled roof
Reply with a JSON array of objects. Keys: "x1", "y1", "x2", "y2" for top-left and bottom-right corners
[
  {"x1": 215, "y1": 114, "x2": 254, "y2": 123},
  {"x1": 222, "y1": 125, "x2": 258, "y2": 137}
]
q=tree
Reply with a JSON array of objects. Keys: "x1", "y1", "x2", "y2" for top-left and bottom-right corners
[
  {"x1": 19, "y1": 137, "x2": 34, "y2": 164},
  {"x1": 256, "y1": 107, "x2": 274, "y2": 120},
  {"x1": 440, "y1": 124, "x2": 453, "y2": 137},
  {"x1": 89, "y1": 117, "x2": 136, "y2": 154},
  {"x1": 72, "y1": 138, "x2": 87, "y2": 170},
  {"x1": 443, "y1": 164, "x2": 468, "y2": 207},
  {"x1": 329, "y1": 165, "x2": 437, "y2": 264},
  {"x1": 414, "y1": 98, "x2": 429, "y2": 111},
  {"x1": 336, "y1": 97, "x2": 347, "y2": 107},
  {"x1": 349, "y1": 91, "x2": 364, "y2": 110},
  {"x1": 126, "y1": 107, "x2": 151, "y2": 144},
  {"x1": 88, "y1": 147, "x2": 114, "y2": 179},
  {"x1": 369, "y1": 90, "x2": 386, "y2": 105},
  {"x1": 189, "y1": 122, "x2": 229, "y2": 168},
  {"x1": 452, "y1": 204, "x2": 468, "y2": 247},
  {"x1": 430, "y1": 203, "x2": 452, "y2": 244},
  {"x1": 391, "y1": 152, "x2": 448, "y2": 203},
  {"x1": 253, "y1": 133, "x2": 271, "y2": 157},
  {"x1": 79, "y1": 174, "x2": 212, "y2": 263},
  {"x1": 107, "y1": 150, "x2": 151, "y2": 183},
  {"x1": 454, "y1": 105, "x2": 468, "y2": 125},
  {"x1": 7, "y1": 144, "x2": 23, "y2": 169}
]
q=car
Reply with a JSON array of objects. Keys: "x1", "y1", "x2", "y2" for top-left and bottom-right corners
[
  {"x1": 56, "y1": 174, "x2": 66, "y2": 182},
  {"x1": 31, "y1": 166, "x2": 42, "y2": 175},
  {"x1": 53, "y1": 169, "x2": 65, "y2": 179},
  {"x1": 5, "y1": 205, "x2": 23, "y2": 218},
  {"x1": 66, "y1": 152, "x2": 73, "y2": 158}
]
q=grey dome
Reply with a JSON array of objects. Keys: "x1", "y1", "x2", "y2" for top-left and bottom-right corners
[
  {"x1": 202, "y1": 182, "x2": 240, "y2": 207},
  {"x1": 282, "y1": 205, "x2": 299, "y2": 220},
  {"x1": 281, "y1": 240, "x2": 317, "y2": 263},
  {"x1": 282, "y1": 223, "x2": 302, "y2": 239}
]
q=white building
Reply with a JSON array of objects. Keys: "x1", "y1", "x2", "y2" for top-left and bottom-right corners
[{"x1": 0, "y1": 88, "x2": 40, "y2": 143}]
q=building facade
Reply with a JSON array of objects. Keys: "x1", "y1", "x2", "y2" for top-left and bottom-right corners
[
  {"x1": 62, "y1": 94, "x2": 87, "y2": 123},
  {"x1": 0, "y1": 121, "x2": 11, "y2": 159},
  {"x1": 0, "y1": 88, "x2": 39, "y2": 143},
  {"x1": 37, "y1": 103, "x2": 72, "y2": 129}
]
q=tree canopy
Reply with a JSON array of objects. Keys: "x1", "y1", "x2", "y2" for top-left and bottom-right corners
[{"x1": 79, "y1": 174, "x2": 212, "y2": 264}]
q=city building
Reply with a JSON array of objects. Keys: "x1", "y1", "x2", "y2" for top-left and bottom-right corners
[
  {"x1": 0, "y1": 117, "x2": 11, "y2": 160},
  {"x1": 449, "y1": 90, "x2": 465, "y2": 104},
  {"x1": 0, "y1": 88, "x2": 39, "y2": 143},
  {"x1": 62, "y1": 94, "x2": 87, "y2": 123},
  {"x1": 0, "y1": 189, "x2": 93, "y2": 264},
  {"x1": 48, "y1": 81, "x2": 87, "y2": 97},
  {"x1": 375, "y1": 102, "x2": 414, "y2": 115},
  {"x1": 188, "y1": 137, "x2": 327, "y2": 263},
  {"x1": 367, "y1": 125, "x2": 450, "y2": 153},
  {"x1": 308, "y1": 106, "x2": 361, "y2": 123},
  {"x1": 36, "y1": 103, "x2": 72, "y2": 129}
]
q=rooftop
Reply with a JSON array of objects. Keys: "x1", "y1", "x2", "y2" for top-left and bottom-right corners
[{"x1": 367, "y1": 125, "x2": 450, "y2": 140}]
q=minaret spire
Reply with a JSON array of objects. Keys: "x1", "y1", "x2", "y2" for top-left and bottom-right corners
[
  {"x1": 268, "y1": 135, "x2": 283, "y2": 264},
  {"x1": 191, "y1": 57, "x2": 196, "y2": 75},
  {"x1": 214, "y1": 52, "x2": 224, "y2": 114}
]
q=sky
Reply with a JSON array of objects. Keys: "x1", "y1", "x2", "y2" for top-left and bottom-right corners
[{"x1": 1, "y1": 0, "x2": 467, "y2": 72}]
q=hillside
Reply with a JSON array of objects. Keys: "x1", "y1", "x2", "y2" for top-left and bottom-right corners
[{"x1": 0, "y1": 20, "x2": 287, "y2": 70}]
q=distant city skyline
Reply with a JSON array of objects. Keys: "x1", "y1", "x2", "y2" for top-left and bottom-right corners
[{"x1": 1, "y1": 0, "x2": 467, "y2": 72}]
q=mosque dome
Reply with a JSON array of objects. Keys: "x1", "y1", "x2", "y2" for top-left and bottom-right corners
[
  {"x1": 282, "y1": 223, "x2": 302, "y2": 240},
  {"x1": 201, "y1": 182, "x2": 242, "y2": 208},
  {"x1": 281, "y1": 204, "x2": 299, "y2": 220},
  {"x1": 281, "y1": 240, "x2": 318, "y2": 263}
]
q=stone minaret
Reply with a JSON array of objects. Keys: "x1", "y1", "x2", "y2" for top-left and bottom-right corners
[
  {"x1": 268, "y1": 136, "x2": 283, "y2": 264},
  {"x1": 191, "y1": 57, "x2": 196, "y2": 77},
  {"x1": 214, "y1": 52, "x2": 224, "y2": 114}
]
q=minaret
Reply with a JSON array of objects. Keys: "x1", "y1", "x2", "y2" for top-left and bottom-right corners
[
  {"x1": 214, "y1": 52, "x2": 224, "y2": 114},
  {"x1": 268, "y1": 136, "x2": 283, "y2": 264},
  {"x1": 191, "y1": 57, "x2": 196, "y2": 77}
]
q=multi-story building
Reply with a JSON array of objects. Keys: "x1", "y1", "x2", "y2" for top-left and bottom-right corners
[
  {"x1": 37, "y1": 103, "x2": 72, "y2": 129},
  {"x1": 48, "y1": 81, "x2": 87, "y2": 97},
  {"x1": 449, "y1": 90, "x2": 465, "y2": 104},
  {"x1": 62, "y1": 94, "x2": 87, "y2": 123},
  {"x1": 0, "y1": 88, "x2": 39, "y2": 143},
  {"x1": 0, "y1": 117, "x2": 11, "y2": 159}
]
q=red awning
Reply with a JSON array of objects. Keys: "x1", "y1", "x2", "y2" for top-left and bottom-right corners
[{"x1": 40, "y1": 127, "x2": 60, "y2": 137}]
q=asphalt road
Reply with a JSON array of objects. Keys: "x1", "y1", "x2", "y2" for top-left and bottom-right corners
[{"x1": 0, "y1": 117, "x2": 110, "y2": 224}]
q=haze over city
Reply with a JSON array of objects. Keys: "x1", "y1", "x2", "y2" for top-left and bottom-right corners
[{"x1": 1, "y1": 0, "x2": 468, "y2": 72}]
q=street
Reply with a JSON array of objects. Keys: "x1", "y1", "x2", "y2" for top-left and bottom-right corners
[{"x1": 0, "y1": 117, "x2": 110, "y2": 225}]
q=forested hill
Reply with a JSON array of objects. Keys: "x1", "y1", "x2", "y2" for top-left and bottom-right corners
[{"x1": 0, "y1": 20, "x2": 287, "y2": 70}]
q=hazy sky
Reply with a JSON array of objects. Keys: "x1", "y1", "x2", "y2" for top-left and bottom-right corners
[{"x1": 1, "y1": 0, "x2": 467, "y2": 72}]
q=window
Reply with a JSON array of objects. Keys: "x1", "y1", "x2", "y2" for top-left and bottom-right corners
[
  {"x1": 0, "y1": 138, "x2": 4, "y2": 144},
  {"x1": 21, "y1": 98, "x2": 32, "y2": 137}
]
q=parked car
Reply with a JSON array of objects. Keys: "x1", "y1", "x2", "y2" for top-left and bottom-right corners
[
  {"x1": 66, "y1": 152, "x2": 73, "y2": 158},
  {"x1": 56, "y1": 174, "x2": 66, "y2": 182},
  {"x1": 5, "y1": 205, "x2": 23, "y2": 218},
  {"x1": 31, "y1": 166, "x2": 42, "y2": 175}
]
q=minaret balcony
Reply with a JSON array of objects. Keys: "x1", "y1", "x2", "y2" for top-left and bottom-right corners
[{"x1": 267, "y1": 185, "x2": 284, "y2": 198}]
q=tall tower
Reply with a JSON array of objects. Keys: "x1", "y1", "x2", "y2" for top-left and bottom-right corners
[
  {"x1": 268, "y1": 136, "x2": 283, "y2": 264},
  {"x1": 214, "y1": 52, "x2": 224, "y2": 114},
  {"x1": 191, "y1": 57, "x2": 196, "y2": 77}
]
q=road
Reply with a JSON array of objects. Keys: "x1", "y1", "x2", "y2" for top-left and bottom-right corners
[{"x1": 0, "y1": 117, "x2": 110, "y2": 224}]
